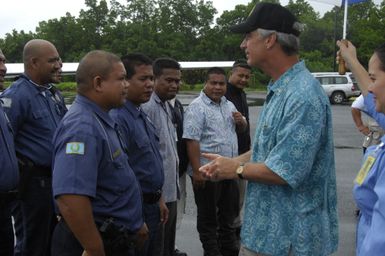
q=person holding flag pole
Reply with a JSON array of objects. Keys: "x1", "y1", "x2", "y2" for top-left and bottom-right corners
[{"x1": 338, "y1": 39, "x2": 385, "y2": 256}]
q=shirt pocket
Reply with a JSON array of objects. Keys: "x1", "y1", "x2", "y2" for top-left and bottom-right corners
[
  {"x1": 32, "y1": 109, "x2": 50, "y2": 120},
  {"x1": 134, "y1": 135, "x2": 151, "y2": 149}
]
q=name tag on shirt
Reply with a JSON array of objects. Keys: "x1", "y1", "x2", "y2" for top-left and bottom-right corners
[
  {"x1": 66, "y1": 142, "x2": 85, "y2": 155},
  {"x1": 355, "y1": 156, "x2": 375, "y2": 185}
]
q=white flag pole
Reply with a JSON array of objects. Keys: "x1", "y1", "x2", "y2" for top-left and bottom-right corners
[{"x1": 342, "y1": 0, "x2": 348, "y2": 39}]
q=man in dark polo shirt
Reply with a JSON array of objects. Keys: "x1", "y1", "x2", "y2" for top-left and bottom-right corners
[{"x1": 224, "y1": 59, "x2": 252, "y2": 241}]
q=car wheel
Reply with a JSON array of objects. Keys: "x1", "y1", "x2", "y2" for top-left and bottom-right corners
[{"x1": 331, "y1": 91, "x2": 345, "y2": 104}]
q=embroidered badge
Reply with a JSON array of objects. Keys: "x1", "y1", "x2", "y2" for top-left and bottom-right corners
[
  {"x1": 66, "y1": 142, "x2": 85, "y2": 155},
  {"x1": 112, "y1": 149, "x2": 121, "y2": 159},
  {"x1": 1, "y1": 98, "x2": 12, "y2": 108}
]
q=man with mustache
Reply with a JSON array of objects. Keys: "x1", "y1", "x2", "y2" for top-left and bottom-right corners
[
  {"x1": 0, "y1": 39, "x2": 67, "y2": 256},
  {"x1": 110, "y1": 53, "x2": 166, "y2": 256}
]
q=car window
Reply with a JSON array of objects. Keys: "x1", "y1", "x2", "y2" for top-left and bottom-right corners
[
  {"x1": 319, "y1": 77, "x2": 333, "y2": 85},
  {"x1": 335, "y1": 76, "x2": 348, "y2": 84}
]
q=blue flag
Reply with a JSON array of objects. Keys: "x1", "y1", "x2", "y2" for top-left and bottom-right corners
[{"x1": 310, "y1": 0, "x2": 368, "y2": 6}]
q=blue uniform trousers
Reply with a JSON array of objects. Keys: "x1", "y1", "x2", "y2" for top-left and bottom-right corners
[
  {"x1": 155, "y1": 201, "x2": 177, "y2": 256},
  {"x1": 135, "y1": 202, "x2": 161, "y2": 256},
  {"x1": 52, "y1": 220, "x2": 136, "y2": 256},
  {"x1": 0, "y1": 199, "x2": 15, "y2": 256},
  {"x1": 13, "y1": 176, "x2": 56, "y2": 256}
]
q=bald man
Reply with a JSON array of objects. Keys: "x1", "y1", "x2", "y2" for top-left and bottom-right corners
[
  {"x1": 51, "y1": 50, "x2": 146, "y2": 256},
  {"x1": 0, "y1": 39, "x2": 67, "y2": 256}
]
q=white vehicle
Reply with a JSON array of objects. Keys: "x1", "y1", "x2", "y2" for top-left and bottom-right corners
[{"x1": 312, "y1": 72, "x2": 361, "y2": 104}]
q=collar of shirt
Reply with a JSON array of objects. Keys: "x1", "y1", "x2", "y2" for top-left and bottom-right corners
[
  {"x1": 267, "y1": 60, "x2": 306, "y2": 96},
  {"x1": 75, "y1": 94, "x2": 116, "y2": 129},
  {"x1": 152, "y1": 92, "x2": 164, "y2": 105},
  {"x1": 122, "y1": 100, "x2": 142, "y2": 119},
  {"x1": 227, "y1": 82, "x2": 244, "y2": 94},
  {"x1": 200, "y1": 90, "x2": 226, "y2": 106},
  {"x1": 19, "y1": 74, "x2": 52, "y2": 96}
]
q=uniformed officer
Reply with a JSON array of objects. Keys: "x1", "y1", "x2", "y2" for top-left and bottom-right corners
[
  {"x1": 0, "y1": 39, "x2": 67, "y2": 256},
  {"x1": 51, "y1": 50, "x2": 146, "y2": 256},
  {"x1": 110, "y1": 53, "x2": 167, "y2": 256},
  {"x1": 0, "y1": 48, "x2": 19, "y2": 256}
]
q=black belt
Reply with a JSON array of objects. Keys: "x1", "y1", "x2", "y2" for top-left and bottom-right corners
[
  {"x1": 28, "y1": 165, "x2": 52, "y2": 177},
  {"x1": 142, "y1": 190, "x2": 162, "y2": 204},
  {"x1": 0, "y1": 190, "x2": 18, "y2": 205},
  {"x1": 17, "y1": 153, "x2": 52, "y2": 177}
]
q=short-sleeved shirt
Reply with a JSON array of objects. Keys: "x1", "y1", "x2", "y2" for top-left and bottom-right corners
[
  {"x1": 353, "y1": 137, "x2": 385, "y2": 255},
  {"x1": 183, "y1": 91, "x2": 238, "y2": 175},
  {"x1": 52, "y1": 95, "x2": 143, "y2": 232},
  {"x1": 243, "y1": 61, "x2": 338, "y2": 255},
  {"x1": 141, "y1": 93, "x2": 179, "y2": 203},
  {"x1": 364, "y1": 93, "x2": 385, "y2": 129},
  {"x1": 352, "y1": 95, "x2": 384, "y2": 147},
  {"x1": 0, "y1": 74, "x2": 67, "y2": 166},
  {"x1": 0, "y1": 104, "x2": 19, "y2": 191},
  {"x1": 110, "y1": 101, "x2": 164, "y2": 194}
]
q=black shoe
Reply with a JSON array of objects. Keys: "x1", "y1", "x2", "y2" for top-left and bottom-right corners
[{"x1": 173, "y1": 249, "x2": 188, "y2": 256}]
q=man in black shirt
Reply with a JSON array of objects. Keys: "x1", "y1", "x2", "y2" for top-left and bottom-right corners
[{"x1": 224, "y1": 59, "x2": 252, "y2": 242}]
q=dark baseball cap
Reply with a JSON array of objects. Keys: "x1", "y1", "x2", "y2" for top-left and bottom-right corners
[{"x1": 230, "y1": 2, "x2": 301, "y2": 37}]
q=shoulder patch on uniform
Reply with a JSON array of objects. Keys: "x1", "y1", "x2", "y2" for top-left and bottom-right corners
[
  {"x1": 66, "y1": 142, "x2": 85, "y2": 155},
  {"x1": 1, "y1": 98, "x2": 12, "y2": 108}
]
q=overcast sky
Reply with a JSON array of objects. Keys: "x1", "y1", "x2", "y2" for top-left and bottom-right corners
[{"x1": 0, "y1": 0, "x2": 342, "y2": 38}]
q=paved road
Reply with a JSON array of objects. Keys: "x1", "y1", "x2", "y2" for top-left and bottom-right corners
[{"x1": 175, "y1": 92, "x2": 361, "y2": 256}]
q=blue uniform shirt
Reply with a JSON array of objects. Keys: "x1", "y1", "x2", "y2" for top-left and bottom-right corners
[
  {"x1": 0, "y1": 104, "x2": 19, "y2": 191},
  {"x1": 243, "y1": 61, "x2": 338, "y2": 255},
  {"x1": 110, "y1": 101, "x2": 164, "y2": 194},
  {"x1": 0, "y1": 74, "x2": 67, "y2": 166},
  {"x1": 52, "y1": 95, "x2": 143, "y2": 232},
  {"x1": 353, "y1": 137, "x2": 385, "y2": 255}
]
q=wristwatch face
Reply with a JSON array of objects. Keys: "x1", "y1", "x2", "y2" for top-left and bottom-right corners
[{"x1": 236, "y1": 166, "x2": 244, "y2": 178}]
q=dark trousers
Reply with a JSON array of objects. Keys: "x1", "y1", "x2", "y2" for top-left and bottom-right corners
[
  {"x1": 136, "y1": 202, "x2": 161, "y2": 256},
  {"x1": 13, "y1": 176, "x2": 56, "y2": 256},
  {"x1": 192, "y1": 179, "x2": 240, "y2": 256},
  {"x1": 156, "y1": 201, "x2": 177, "y2": 256},
  {"x1": 52, "y1": 220, "x2": 136, "y2": 256},
  {"x1": 0, "y1": 201, "x2": 14, "y2": 256}
]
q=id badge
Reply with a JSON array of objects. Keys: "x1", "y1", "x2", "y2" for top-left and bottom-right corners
[{"x1": 355, "y1": 156, "x2": 376, "y2": 185}]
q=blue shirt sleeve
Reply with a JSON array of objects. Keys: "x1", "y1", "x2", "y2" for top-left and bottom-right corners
[
  {"x1": 1, "y1": 87, "x2": 29, "y2": 135},
  {"x1": 53, "y1": 127, "x2": 101, "y2": 198},
  {"x1": 360, "y1": 154, "x2": 385, "y2": 255}
]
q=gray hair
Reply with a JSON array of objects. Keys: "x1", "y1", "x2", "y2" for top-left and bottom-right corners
[{"x1": 257, "y1": 24, "x2": 302, "y2": 56}]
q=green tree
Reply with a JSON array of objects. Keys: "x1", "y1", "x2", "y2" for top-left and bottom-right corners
[{"x1": 0, "y1": 30, "x2": 35, "y2": 62}]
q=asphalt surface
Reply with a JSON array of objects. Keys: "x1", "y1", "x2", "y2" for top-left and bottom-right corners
[{"x1": 175, "y1": 91, "x2": 360, "y2": 256}]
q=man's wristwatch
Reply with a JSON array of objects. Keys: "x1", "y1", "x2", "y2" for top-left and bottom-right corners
[{"x1": 236, "y1": 163, "x2": 245, "y2": 179}]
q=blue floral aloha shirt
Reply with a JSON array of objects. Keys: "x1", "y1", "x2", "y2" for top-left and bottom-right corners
[{"x1": 242, "y1": 61, "x2": 338, "y2": 255}]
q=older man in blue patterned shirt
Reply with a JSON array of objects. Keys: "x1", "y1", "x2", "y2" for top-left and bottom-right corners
[
  {"x1": 183, "y1": 67, "x2": 247, "y2": 256},
  {"x1": 199, "y1": 3, "x2": 338, "y2": 256}
]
